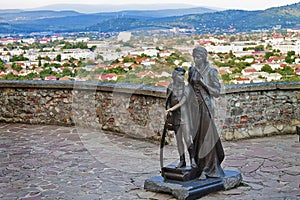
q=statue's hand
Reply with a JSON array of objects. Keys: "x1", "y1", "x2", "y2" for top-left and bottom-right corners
[
  {"x1": 165, "y1": 108, "x2": 174, "y2": 118},
  {"x1": 165, "y1": 110, "x2": 170, "y2": 118}
]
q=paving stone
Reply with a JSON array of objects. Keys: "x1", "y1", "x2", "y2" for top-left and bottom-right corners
[
  {"x1": 246, "y1": 182, "x2": 264, "y2": 190},
  {"x1": 240, "y1": 160, "x2": 264, "y2": 173},
  {"x1": 222, "y1": 188, "x2": 245, "y2": 195},
  {"x1": 0, "y1": 123, "x2": 299, "y2": 199}
]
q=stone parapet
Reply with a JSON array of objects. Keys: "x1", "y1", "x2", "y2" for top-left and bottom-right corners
[
  {"x1": 220, "y1": 82, "x2": 300, "y2": 140},
  {"x1": 0, "y1": 80, "x2": 299, "y2": 140}
]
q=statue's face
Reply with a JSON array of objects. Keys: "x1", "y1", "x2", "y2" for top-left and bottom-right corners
[
  {"x1": 173, "y1": 73, "x2": 184, "y2": 84},
  {"x1": 172, "y1": 71, "x2": 185, "y2": 84},
  {"x1": 193, "y1": 52, "x2": 206, "y2": 67}
]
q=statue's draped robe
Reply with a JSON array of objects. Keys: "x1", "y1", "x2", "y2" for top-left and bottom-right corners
[{"x1": 188, "y1": 65, "x2": 225, "y2": 178}]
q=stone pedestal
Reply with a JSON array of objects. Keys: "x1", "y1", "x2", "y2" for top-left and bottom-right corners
[{"x1": 144, "y1": 170, "x2": 242, "y2": 200}]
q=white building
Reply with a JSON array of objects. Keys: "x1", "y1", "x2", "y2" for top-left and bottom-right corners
[
  {"x1": 265, "y1": 73, "x2": 282, "y2": 82},
  {"x1": 76, "y1": 37, "x2": 90, "y2": 43},
  {"x1": 144, "y1": 49, "x2": 159, "y2": 57},
  {"x1": 272, "y1": 44, "x2": 298, "y2": 54},
  {"x1": 21, "y1": 38, "x2": 36, "y2": 44},
  {"x1": 117, "y1": 32, "x2": 132, "y2": 42}
]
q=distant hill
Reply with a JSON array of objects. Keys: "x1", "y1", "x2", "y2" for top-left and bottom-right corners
[
  {"x1": 167, "y1": 3, "x2": 300, "y2": 33},
  {"x1": 86, "y1": 3, "x2": 300, "y2": 33},
  {"x1": 0, "y1": 10, "x2": 81, "y2": 22},
  {"x1": 0, "y1": 6, "x2": 217, "y2": 33},
  {"x1": 0, "y1": 3, "x2": 300, "y2": 34},
  {"x1": 32, "y1": 3, "x2": 217, "y2": 14}
]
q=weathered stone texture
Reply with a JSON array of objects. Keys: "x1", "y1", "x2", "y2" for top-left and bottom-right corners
[
  {"x1": 0, "y1": 88, "x2": 73, "y2": 125},
  {"x1": 221, "y1": 84, "x2": 300, "y2": 140},
  {"x1": 0, "y1": 81, "x2": 299, "y2": 140},
  {"x1": 71, "y1": 89, "x2": 165, "y2": 140},
  {"x1": 0, "y1": 81, "x2": 165, "y2": 141}
]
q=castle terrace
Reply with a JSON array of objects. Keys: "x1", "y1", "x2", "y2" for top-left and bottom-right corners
[
  {"x1": 0, "y1": 123, "x2": 299, "y2": 199},
  {"x1": 0, "y1": 80, "x2": 299, "y2": 199}
]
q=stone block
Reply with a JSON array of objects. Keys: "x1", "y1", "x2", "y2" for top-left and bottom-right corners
[
  {"x1": 225, "y1": 131, "x2": 234, "y2": 141},
  {"x1": 275, "y1": 124, "x2": 284, "y2": 131},
  {"x1": 248, "y1": 127, "x2": 263, "y2": 137},
  {"x1": 144, "y1": 170, "x2": 242, "y2": 200},
  {"x1": 292, "y1": 119, "x2": 300, "y2": 126},
  {"x1": 296, "y1": 92, "x2": 300, "y2": 100},
  {"x1": 233, "y1": 130, "x2": 249, "y2": 140},
  {"x1": 263, "y1": 125, "x2": 278, "y2": 135},
  {"x1": 282, "y1": 126, "x2": 294, "y2": 134}
]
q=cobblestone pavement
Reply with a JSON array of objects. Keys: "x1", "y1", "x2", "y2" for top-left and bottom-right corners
[{"x1": 0, "y1": 123, "x2": 299, "y2": 200}]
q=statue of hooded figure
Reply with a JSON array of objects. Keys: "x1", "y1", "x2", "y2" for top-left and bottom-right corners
[{"x1": 188, "y1": 46, "x2": 225, "y2": 179}]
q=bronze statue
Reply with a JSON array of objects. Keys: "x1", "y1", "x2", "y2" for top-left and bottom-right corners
[
  {"x1": 188, "y1": 46, "x2": 225, "y2": 179},
  {"x1": 165, "y1": 67, "x2": 197, "y2": 169},
  {"x1": 148, "y1": 53, "x2": 241, "y2": 196}
]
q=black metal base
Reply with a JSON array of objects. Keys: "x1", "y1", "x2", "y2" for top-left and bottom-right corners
[
  {"x1": 161, "y1": 164, "x2": 197, "y2": 181},
  {"x1": 144, "y1": 170, "x2": 242, "y2": 200}
]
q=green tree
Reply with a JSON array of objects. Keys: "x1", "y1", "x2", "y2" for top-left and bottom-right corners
[
  {"x1": 264, "y1": 52, "x2": 274, "y2": 60},
  {"x1": 287, "y1": 51, "x2": 295, "y2": 57},
  {"x1": 62, "y1": 42, "x2": 88, "y2": 49},
  {"x1": 39, "y1": 68, "x2": 55, "y2": 79},
  {"x1": 69, "y1": 57, "x2": 75, "y2": 63},
  {"x1": 56, "y1": 54, "x2": 62, "y2": 62},
  {"x1": 261, "y1": 64, "x2": 274, "y2": 73},
  {"x1": 229, "y1": 50, "x2": 233, "y2": 58},
  {"x1": 10, "y1": 54, "x2": 29, "y2": 62},
  {"x1": 90, "y1": 45, "x2": 97, "y2": 51},
  {"x1": 12, "y1": 63, "x2": 22, "y2": 72},
  {"x1": 21, "y1": 73, "x2": 38, "y2": 80},
  {"x1": 96, "y1": 54, "x2": 104, "y2": 60},
  {"x1": 62, "y1": 68, "x2": 72, "y2": 77},
  {"x1": 44, "y1": 56, "x2": 51, "y2": 61},
  {"x1": 285, "y1": 56, "x2": 294, "y2": 64},
  {"x1": 221, "y1": 74, "x2": 231, "y2": 83},
  {"x1": 4, "y1": 72, "x2": 18, "y2": 80},
  {"x1": 0, "y1": 59, "x2": 6, "y2": 72},
  {"x1": 123, "y1": 57, "x2": 135, "y2": 63},
  {"x1": 280, "y1": 66, "x2": 295, "y2": 75},
  {"x1": 103, "y1": 66, "x2": 126, "y2": 75},
  {"x1": 229, "y1": 36, "x2": 236, "y2": 42},
  {"x1": 254, "y1": 45, "x2": 264, "y2": 52}
]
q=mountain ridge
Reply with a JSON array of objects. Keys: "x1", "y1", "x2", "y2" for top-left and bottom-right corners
[
  {"x1": 29, "y1": 3, "x2": 220, "y2": 13},
  {"x1": 0, "y1": 3, "x2": 300, "y2": 34}
]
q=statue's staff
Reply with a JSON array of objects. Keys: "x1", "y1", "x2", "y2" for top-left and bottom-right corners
[{"x1": 159, "y1": 118, "x2": 168, "y2": 169}]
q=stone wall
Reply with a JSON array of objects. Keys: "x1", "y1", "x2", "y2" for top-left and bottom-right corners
[
  {"x1": 0, "y1": 80, "x2": 299, "y2": 140},
  {"x1": 220, "y1": 82, "x2": 300, "y2": 140},
  {"x1": 0, "y1": 81, "x2": 166, "y2": 141}
]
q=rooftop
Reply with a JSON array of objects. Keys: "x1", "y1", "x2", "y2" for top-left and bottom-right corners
[{"x1": 0, "y1": 123, "x2": 299, "y2": 199}]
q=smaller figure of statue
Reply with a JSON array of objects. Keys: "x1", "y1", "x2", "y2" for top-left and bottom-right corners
[{"x1": 165, "y1": 67, "x2": 197, "y2": 169}]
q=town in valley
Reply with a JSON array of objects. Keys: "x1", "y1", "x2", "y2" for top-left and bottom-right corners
[{"x1": 1, "y1": 29, "x2": 300, "y2": 86}]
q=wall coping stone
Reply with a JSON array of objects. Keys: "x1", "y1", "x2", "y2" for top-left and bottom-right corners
[
  {"x1": 222, "y1": 82, "x2": 300, "y2": 94},
  {"x1": 0, "y1": 80, "x2": 299, "y2": 97},
  {"x1": 0, "y1": 80, "x2": 167, "y2": 98}
]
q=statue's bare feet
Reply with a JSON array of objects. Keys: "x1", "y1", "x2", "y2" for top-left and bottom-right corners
[
  {"x1": 176, "y1": 160, "x2": 186, "y2": 168},
  {"x1": 190, "y1": 158, "x2": 198, "y2": 168},
  {"x1": 198, "y1": 172, "x2": 207, "y2": 180}
]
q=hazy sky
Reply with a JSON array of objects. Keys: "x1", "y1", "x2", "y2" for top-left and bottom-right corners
[{"x1": 1, "y1": 0, "x2": 300, "y2": 10}]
